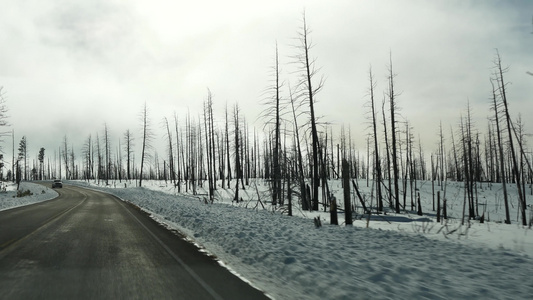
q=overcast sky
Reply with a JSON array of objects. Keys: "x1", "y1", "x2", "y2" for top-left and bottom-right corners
[{"x1": 1, "y1": 0, "x2": 532, "y2": 165}]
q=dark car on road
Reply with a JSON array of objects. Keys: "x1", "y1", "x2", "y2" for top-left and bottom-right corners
[{"x1": 52, "y1": 179, "x2": 63, "y2": 188}]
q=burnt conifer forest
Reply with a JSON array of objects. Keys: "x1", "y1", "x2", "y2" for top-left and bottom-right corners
[{"x1": 7, "y1": 15, "x2": 533, "y2": 228}]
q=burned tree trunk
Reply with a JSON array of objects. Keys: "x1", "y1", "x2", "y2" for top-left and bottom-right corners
[
  {"x1": 368, "y1": 68, "x2": 383, "y2": 211},
  {"x1": 343, "y1": 159, "x2": 352, "y2": 225},
  {"x1": 295, "y1": 12, "x2": 324, "y2": 211},
  {"x1": 387, "y1": 55, "x2": 400, "y2": 213},
  {"x1": 494, "y1": 51, "x2": 527, "y2": 225}
]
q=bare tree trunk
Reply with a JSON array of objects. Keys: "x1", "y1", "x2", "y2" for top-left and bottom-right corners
[
  {"x1": 203, "y1": 91, "x2": 215, "y2": 202},
  {"x1": 494, "y1": 51, "x2": 527, "y2": 225},
  {"x1": 387, "y1": 55, "x2": 400, "y2": 213},
  {"x1": 234, "y1": 104, "x2": 241, "y2": 202},
  {"x1": 296, "y1": 12, "x2": 324, "y2": 211},
  {"x1": 210, "y1": 98, "x2": 217, "y2": 189},
  {"x1": 174, "y1": 114, "x2": 182, "y2": 192},
  {"x1": 70, "y1": 146, "x2": 76, "y2": 180},
  {"x1": 164, "y1": 117, "x2": 176, "y2": 186},
  {"x1": 381, "y1": 98, "x2": 393, "y2": 209},
  {"x1": 196, "y1": 118, "x2": 203, "y2": 191},
  {"x1": 319, "y1": 133, "x2": 330, "y2": 211},
  {"x1": 343, "y1": 159, "x2": 352, "y2": 225},
  {"x1": 437, "y1": 191, "x2": 441, "y2": 222},
  {"x1": 225, "y1": 103, "x2": 232, "y2": 186},
  {"x1": 366, "y1": 135, "x2": 370, "y2": 188},
  {"x1": 369, "y1": 68, "x2": 383, "y2": 211},
  {"x1": 431, "y1": 154, "x2": 435, "y2": 211},
  {"x1": 104, "y1": 124, "x2": 110, "y2": 185},
  {"x1": 438, "y1": 122, "x2": 445, "y2": 188},
  {"x1": 139, "y1": 102, "x2": 152, "y2": 187},
  {"x1": 243, "y1": 118, "x2": 249, "y2": 187},
  {"x1": 450, "y1": 126, "x2": 460, "y2": 182},
  {"x1": 96, "y1": 134, "x2": 101, "y2": 184},
  {"x1": 63, "y1": 135, "x2": 70, "y2": 180},
  {"x1": 460, "y1": 116, "x2": 473, "y2": 221},
  {"x1": 289, "y1": 85, "x2": 308, "y2": 211},
  {"x1": 218, "y1": 131, "x2": 224, "y2": 189},
  {"x1": 272, "y1": 43, "x2": 282, "y2": 206},
  {"x1": 408, "y1": 123, "x2": 415, "y2": 211},
  {"x1": 466, "y1": 103, "x2": 476, "y2": 219},
  {"x1": 82, "y1": 135, "x2": 91, "y2": 180},
  {"x1": 123, "y1": 130, "x2": 134, "y2": 181}
]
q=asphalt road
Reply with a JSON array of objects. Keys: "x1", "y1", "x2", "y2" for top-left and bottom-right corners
[{"x1": 0, "y1": 184, "x2": 269, "y2": 300}]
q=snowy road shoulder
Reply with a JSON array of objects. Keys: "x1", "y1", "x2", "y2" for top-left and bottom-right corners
[{"x1": 0, "y1": 182, "x2": 58, "y2": 211}]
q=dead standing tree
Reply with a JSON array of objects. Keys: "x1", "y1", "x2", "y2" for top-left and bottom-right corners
[
  {"x1": 289, "y1": 84, "x2": 310, "y2": 210},
  {"x1": 62, "y1": 135, "x2": 70, "y2": 180},
  {"x1": 366, "y1": 67, "x2": 383, "y2": 211},
  {"x1": 462, "y1": 103, "x2": 476, "y2": 220},
  {"x1": 163, "y1": 117, "x2": 176, "y2": 186},
  {"x1": 96, "y1": 134, "x2": 102, "y2": 184},
  {"x1": 386, "y1": 54, "x2": 401, "y2": 213},
  {"x1": 185, "y1": 111, "x2": 200, "y2": 194},
  {"x1": 466, "y1": 102, "x2": 477, "y2": 219},
  {"x1": 260, "y1": 42, "x2": 285, "y2": 206},
  {"x1": 123, "y1": 129, "x2": 134, "y2": 181},
  {"x1": 293, "y1": 12, "x2": 325, "y2": 211},
  {"x1": 381, "y1": 97, "x2": 393, "y2": 209},
  {"x1": 490, "y1": 79, "x2": 511, "y2": 224},
  {"x1": 203, "y1": 90, "x2": 216, "y2": 202},
  {"x1": 493, "y1": 50, "x2": 527, "y2": 225},
  {"x1": 138, "y1": 102, "x2": 153, "y2": 187},
  {"x1": 224, "y1": 103, "x2": 232, "y2": 189},
  {"x1": 82, "y1": 135, "x2": 93, "y2": 180},
  {"x1": 103, "y1": 123, "x2": 111, "y2": 185},
  {"x1": 233, "y1": 103, "x2": 243, "y2": 202},
  {"x1": 173, "y1": 114, "x2": 182, "y2": 192}
]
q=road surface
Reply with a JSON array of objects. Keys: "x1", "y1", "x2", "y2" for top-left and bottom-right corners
[{"x1": 0, "y1": 184, "x2": 269, "y2": 299}]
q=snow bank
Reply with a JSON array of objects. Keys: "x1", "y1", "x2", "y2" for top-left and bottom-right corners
[
  {"x1": 70, "y1": 180, "x2": 533, "y2": 300},
  {"x1": 0, "y1": 182, "x2": 58, "y2": 211}
]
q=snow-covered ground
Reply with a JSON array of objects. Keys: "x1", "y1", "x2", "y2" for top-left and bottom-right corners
[
  {"x1": 2, "y1": 179, "x2": 532, "y2": 299},
  {"x1": 0, "y1": 181, "x2": 58, "y2": 211}
]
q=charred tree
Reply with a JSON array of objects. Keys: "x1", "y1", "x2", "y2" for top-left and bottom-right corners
[
  {"x1": 289, "y1": 84, "x2": 309, "y2": 211},
  {"x1": 96, "y1": 134, "x2": 102, "y2": 184},
  {"x1": 260, "y1": 43, "x2": 284, "y2": 206},
  {"x1": 343, "y1": 159, "x2": 353, "y2": 225},
  {"x1": 225, "y1": 103, "x2": 232, "y2": 187},
  {"x1": 367, "y1": 67, "x2": 383, "y2": 211},
  {"x1": 62, "y1": 135, "x2": 70, "y2": 180},
  {"x1": 233, "y1": 104, "x2": 242, "y2": 202},
  {"x1": 103, "y1": 123, "x2": 111, "y2": 184},
  {"x1": 164, "y1": 117, "x2": 176, "y2": 186},
  {"x1": 387, "y1": 55, "x2": 401, "y2": 213},
  {"x1": 493, "y1": 51, "x2": 527, "y2": 225},
  {"x1": 203, "y1": 91, "x2": 215, "y2": 202},
  {"x1": 82, "y1": 135, "x2": 94, "y2": 180},
  {"x1": 123, "y1": 130, "x2": 134, "y2": 181},
  {"x1": 138, "y1": 102, "x2": 153, "y2": 187},
  {"x1": 381, "y1": 97, "x2": 393, "y2": 209},
  {"x1": 174, "y1": 114, "x2": 183, "y2": 192},
  {"x1": 294, "y1": 12, "x2": 324, "y2": 211}
]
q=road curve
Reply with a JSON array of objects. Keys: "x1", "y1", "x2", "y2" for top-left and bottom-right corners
[{"x1": 0, "y1": 183, "x2": 269, "y2": 300}]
